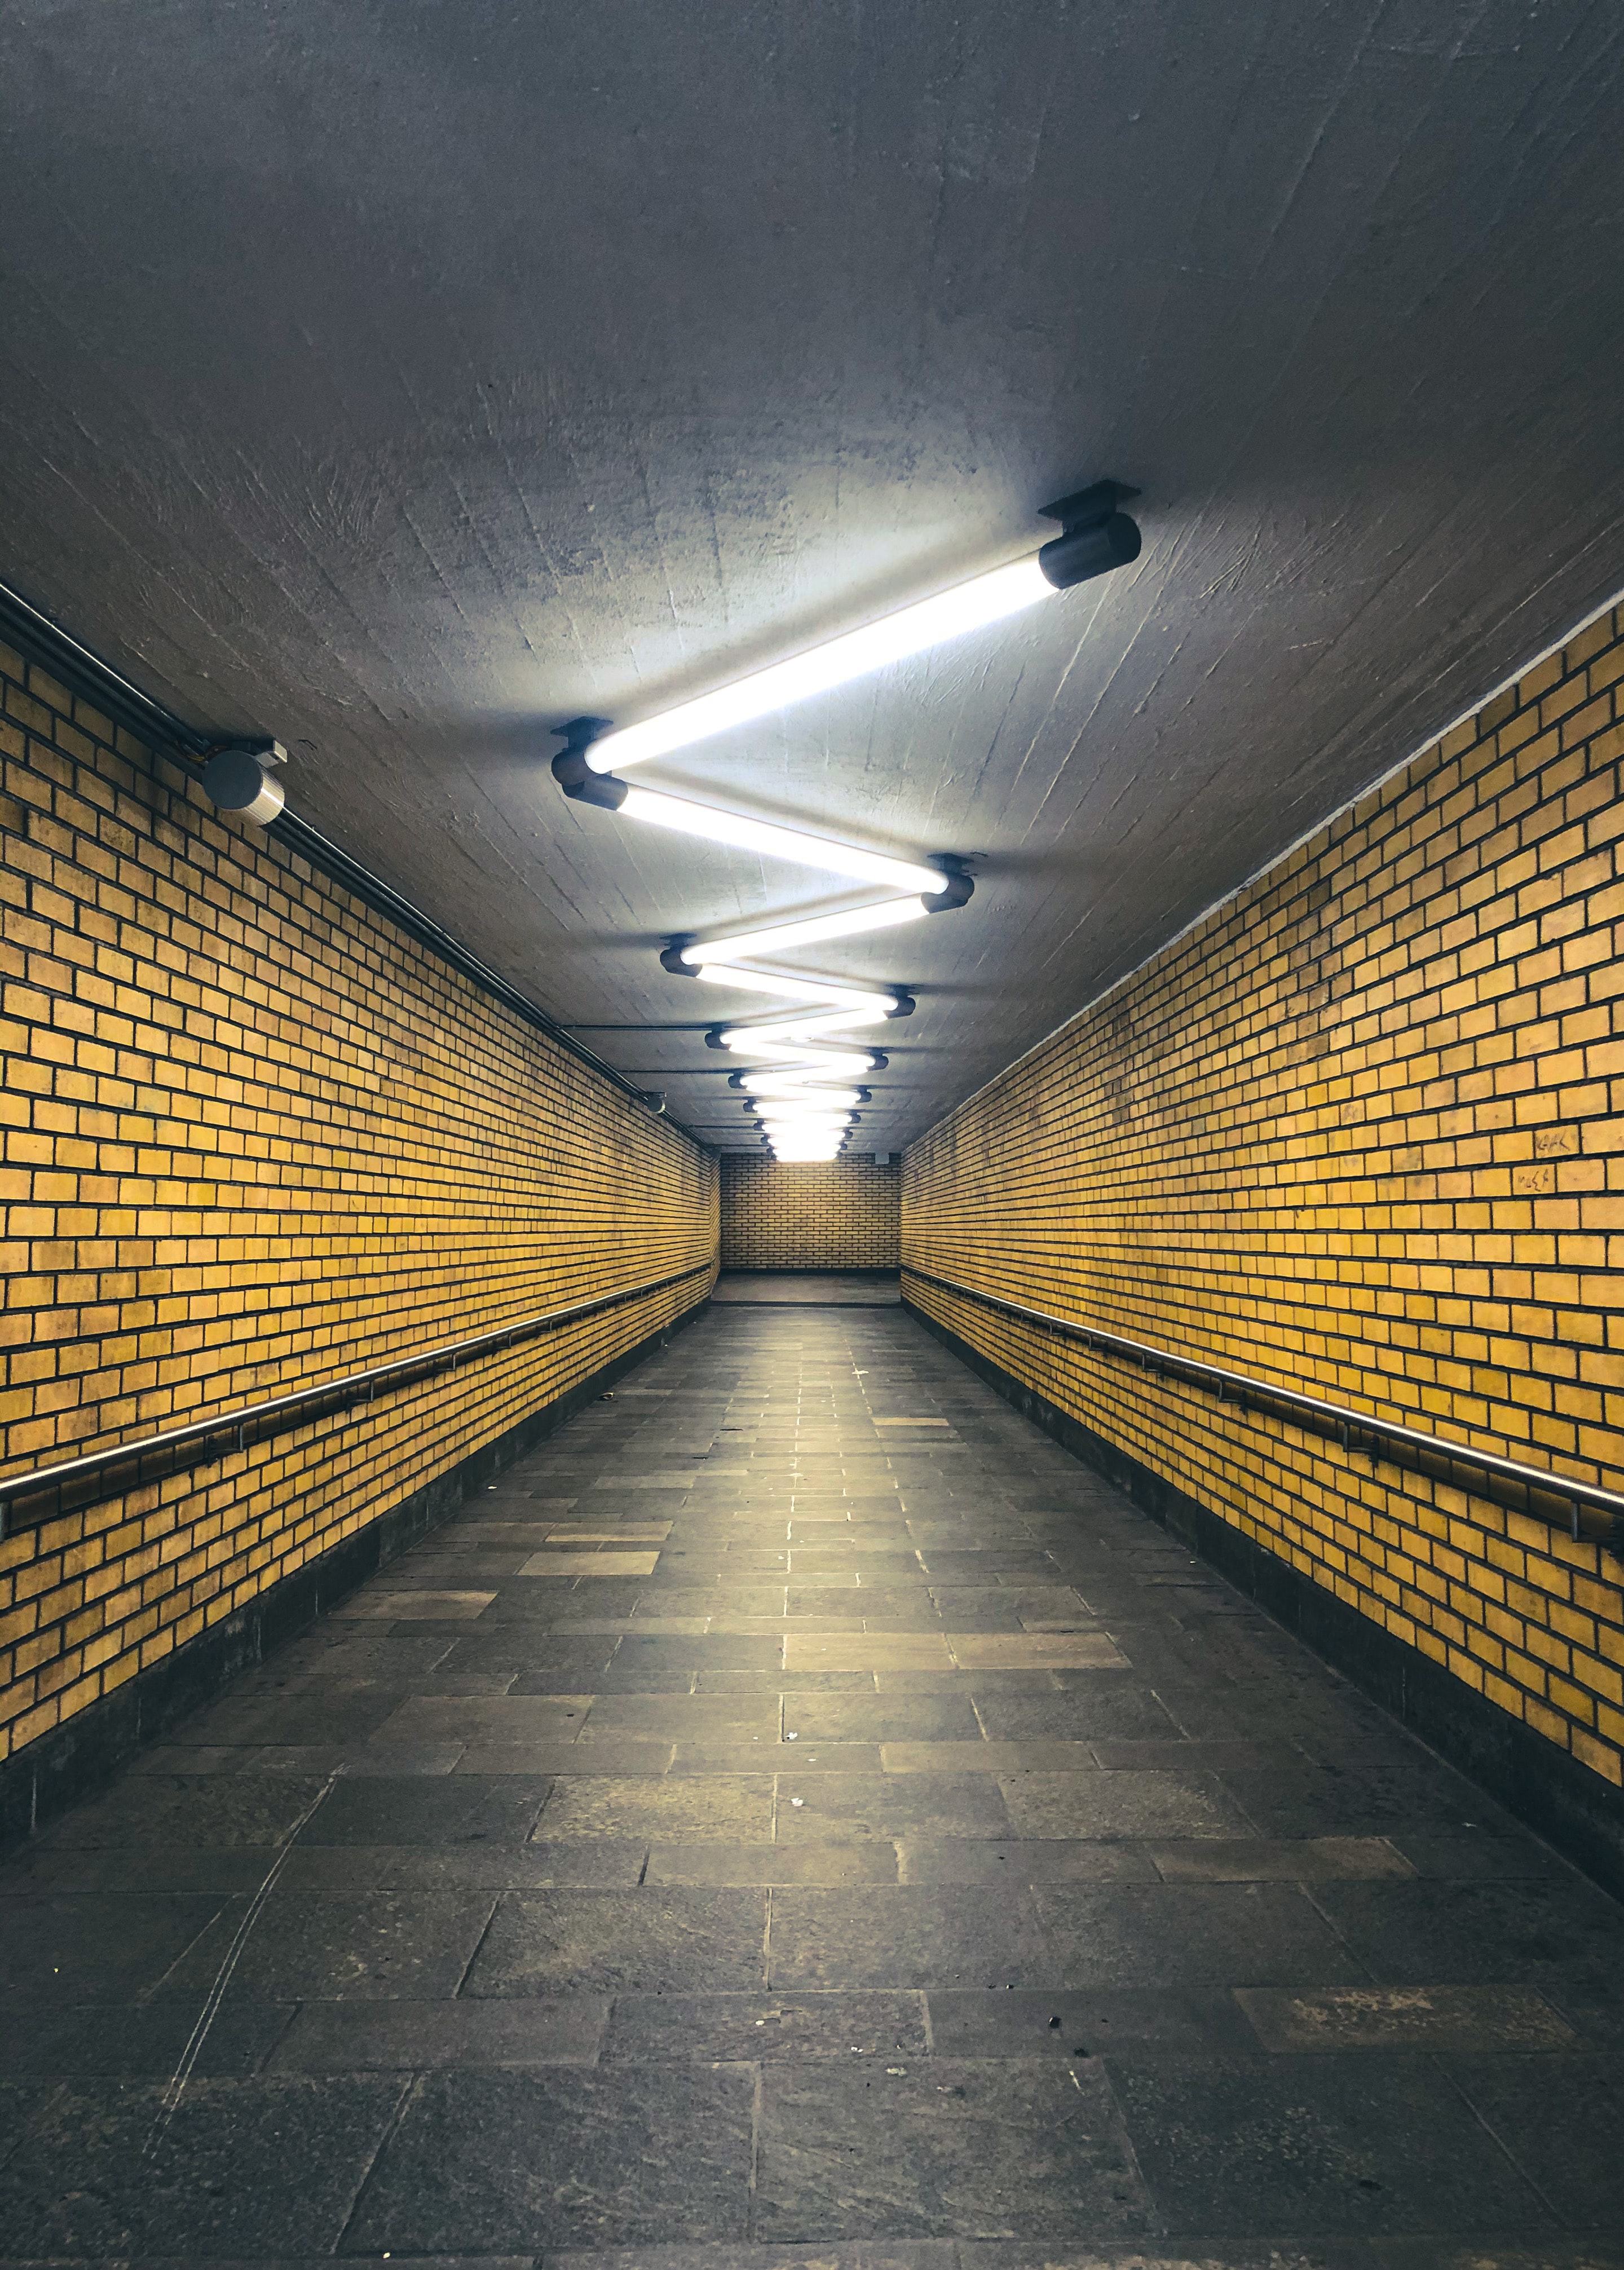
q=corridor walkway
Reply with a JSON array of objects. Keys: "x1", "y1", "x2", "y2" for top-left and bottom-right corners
[{"x1": 2, "y1": 1303, "x2": 1621, "y2": 2262}]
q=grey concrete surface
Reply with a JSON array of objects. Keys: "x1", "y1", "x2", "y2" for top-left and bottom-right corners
[
  {"x1": 5, "y1": 8, "x2": 1624, "y2": 1152},
  {"x1": 2, "y1": 1302, "x2": 1621, "y2": 2265}
]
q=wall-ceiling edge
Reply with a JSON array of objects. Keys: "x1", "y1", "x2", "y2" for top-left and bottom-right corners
[{"x1": 906, "y1": 572, "x2": 1624, "y2": 1162}]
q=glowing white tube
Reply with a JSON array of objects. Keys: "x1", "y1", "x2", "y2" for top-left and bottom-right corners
[
  {"x1": 682, "y1": 898, "x2": 928, "y2": 965},
  {"x1": 735, "y1": 1045, "x2": 877, "y2": 1075},
  {"x1": 746, "y1": 1083, "x2": 863, "y2": 1107},
  {"x1": 694, "y1": 966, "x2": 900, "y2": 1013},
  {"x1": 588, "y1": 555, "x2": 1052, "y2": 771},
  {"x1": 720, "y1": 1010, "x2": 891, "y2": 1047},
  {"x1": 618, "y1": 788, "x2": 943, "y2": 894}
]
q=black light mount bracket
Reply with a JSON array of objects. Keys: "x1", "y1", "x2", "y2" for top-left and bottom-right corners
[
  {"x1": 885, "y1": 991, "x2": 916, "y2": 1019},
  {"x1": 1036, "y1": 479, "x2": 1142, "y2": 590},
  {"x1": 205, "y1": 735, "x2": 287, "y2": 770},
  {"x1": 551, "y1": 717, "x2": 629, "y2": 809},
  {"x1": 704, "y1": 1027, "x2": 731, "y2": 1050},
  {"x1": 921, "y1": 853, "x2": 974, "y2": 913},
  {"x1": 865, "y1": 1050, "x2": 890, "y2": 1071},
  {"x1": 659, "y1": 937, "x2": 699, "y2": 977}
]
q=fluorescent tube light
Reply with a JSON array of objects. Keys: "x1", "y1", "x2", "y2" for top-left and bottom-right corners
[
  {"x1": 682, "y1": 899, "x2": 928, "y2": 965},
  {"x1": 727, "y1": 1041, "x2": 879, "y2": 1075},
  {"x1": 585, "y1": 557, "x2": 1053, "y2": 773},
  {"x1": 617, "y1": 788, "x2": 944, "y2": 894},
  {"x1": 748, "y1": 1085, "x2": 863, "y2": 1108},
  {"x1": 692, "y1": 967, "x2": 901, "y2": 1013},
  {"x1": 719, "y1": 1009, "x2": 892, "y2": 1045}
]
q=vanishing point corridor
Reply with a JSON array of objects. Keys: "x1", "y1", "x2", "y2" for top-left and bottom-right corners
[{"x1": 3, "y1": 1292, "x2": 1618, "y2": 2259}]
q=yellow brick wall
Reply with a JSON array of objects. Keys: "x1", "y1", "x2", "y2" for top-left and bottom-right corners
[
  {"x1": 721, "y1": 1155, "x2": 900, "y2": 1269},
  {"x1": 904, "y1": 602, "x2": 1624, "y2": 1789},
  {"x1": 0, "y1": 644, "x2": 718, "y2": 1765}
]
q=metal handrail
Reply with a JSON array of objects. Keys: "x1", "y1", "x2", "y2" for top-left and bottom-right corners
[
  {"x1": 901, "y1": 1263, "x2": 1624, "y2": 1547},
  {"x1": 0, "y1": 1260, "x2": 714, "y2": 1538}
]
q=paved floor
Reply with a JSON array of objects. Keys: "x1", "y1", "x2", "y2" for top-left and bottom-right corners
[
  {"x1": 710, "y1": 1269, "x2": 901, "y2": 1304},
  {"x1": 2, "y1": 1302, "x2": 1622, "y2": 2267}
]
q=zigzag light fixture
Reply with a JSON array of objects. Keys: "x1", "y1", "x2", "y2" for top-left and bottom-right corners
[{"x1": 550, "y1": 480, "x2": 1142, "y2": 1158}]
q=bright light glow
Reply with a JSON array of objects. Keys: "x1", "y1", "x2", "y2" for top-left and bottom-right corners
[
  {"x1": 720, "y1": 1007, "x2": 892, "y2": 1046},
  {"x1": 694, "y1": 966, "x2": 899, "y2": 1013},
  {"x1": 682, "y1": 898, "x2": 928, "y2": 965},
  {"x1": 728, "y1": 1041, "x2": 877, "y2": 1075},
  {"x1": 619, "y1": 788, "x2": 943, "y2": 894},
  {"x1": 751, "y1": 1089, "x2": 863, "y2": 1111},
  {"x1": 589, "y1": 555, "x2": 1052, "y2": 771}
]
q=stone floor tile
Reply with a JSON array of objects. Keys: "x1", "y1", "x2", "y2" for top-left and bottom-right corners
[
  {"x1": 971, "y1": 1688, "x2": 1182, "y2": 1741},
  {"x1": 464, "y1": 1887, "x2": 770, "y2": 1994},
  {"x1": 356, "y1": 1834, "x2": 650, "y2": 1888},
  {"x1": 781, "y1": 1695, "x2": 984, "y2": 1741},
  {"x1": 603, "y1": 1989, "x2": 927, "y2": 2063},
  {"x1": 456, "y1": 1739, "x2": 674, "y2": 1775},
  {"x1": 1235, "y1": 1982, "x2": 1578, "y2": 2053},
  {"x1": 537, "y1": 1773, "x2": 775, "y2": 1840},
  {"x1": 518, "y1": 1549, "x2": 663, "y2": 1573},
  {"x1": 929, "y1": 1984, "x2": 1263, "y2": 2063},
  {"x1": 342, "y1": 2065, "x2": 754, "y2": 2250},
  {"x1": 1033, "y1": 1883, "x2": 1365, "y2": 1988},
  {"x1": 999, "y1": 1769, "x2": 1251, "y2": 1840},
  {"x1": 1310, "y1": 1878, "x2": 1624, "y2": 2002},
  {"x1": 785, "y1": 1633, "x2": 956, "y2": 1668},
  {"x1": 774, "y1": 1773, "x2": 1013, "y2": 1844},
  {"x1": 298, "y1": 1773, "x2": 554, "y2": 1845},
  {"x1": 753, "y1": 2059, "x2": 1151, "y2": 2238},
  {"x1": 270, "y1": 1995, "x2": 608, "y2": 2069},
  {"x1": 0, "y1": 2074, "x2": 405, "y2": 2254},
  {"x1": 584, "y1": 1691, "x2": 781, "y2": 1735},
  {"x1": 1110, "y1": 2055, "x2": 1554, "y2": 2238},
  {"x1": 1150, "y1": 1836, "x2": 1416, "y2": 1882},
  {"x1": 1216, "y1": 1762, "x2": 1510, "y2": 1838},
  {"x1": 369, "y1": 1694, "x2": 591, "y2": 1744},
  {"x1": 768, "y1": 1886, "x2": 1053, "y2": 1988},
  {"x1": 7, "y1": 1298, "x2": 1616, "y2": 2263},
  {"x1": 1384, "y1": 1830, "x2": 1567, "y2": 1879},
  {"x1": 646, "y1": 1841, "x2": 899, "y2": 1884},
  {"x1": 1445, "y1": 2053, "x2": 1624, "y2": 2228},
  {"x1": 332, "y1": 1590, "x2": 496, "y2": 1619},
  {"x1": 947, "y1": 1633, "x2": 1129, "y2": 1669},
  {"x1": 32, "y1": 1770, "x2": 330, "y2": 1851},
  {"x1": 0, "y1": 1999, "x2": 293, "y2": 2079},
  {"x1": 896, "y1": 1839, "x2": 1157, "y2": 1884},
  {"x1": 162, "y1": 1887, "x2": 496, "y2": 2003},
  {"x1": 0, "y1": 1891, "x2": 230, "y2": 2016}
]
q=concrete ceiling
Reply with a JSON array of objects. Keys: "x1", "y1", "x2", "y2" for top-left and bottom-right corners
[{"x1": 3, "y1": 1, "x2": 1622, "y2": 1151}]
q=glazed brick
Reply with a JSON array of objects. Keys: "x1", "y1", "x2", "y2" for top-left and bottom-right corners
[
  {"x1": 904, "y1": 604, "x2": 1624, "y2": 1793},
  {"x1": 0, "y1": 655, "x2": 718, "y2": 1763},
  {"x1": 721, "y1": 1155, "x2": 899, "y2": 1269}
]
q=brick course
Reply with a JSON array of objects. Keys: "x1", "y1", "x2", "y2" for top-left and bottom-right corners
[
  {"x1": 904, "y1": 602, "x2": 1624, "y2": 1790},
  {"x1": 0, "y1": 646, "x2": 718, "y2": 1765},
  {"x1": 721, "y1": 1155, "x2": 899, "y2": 1269}
]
